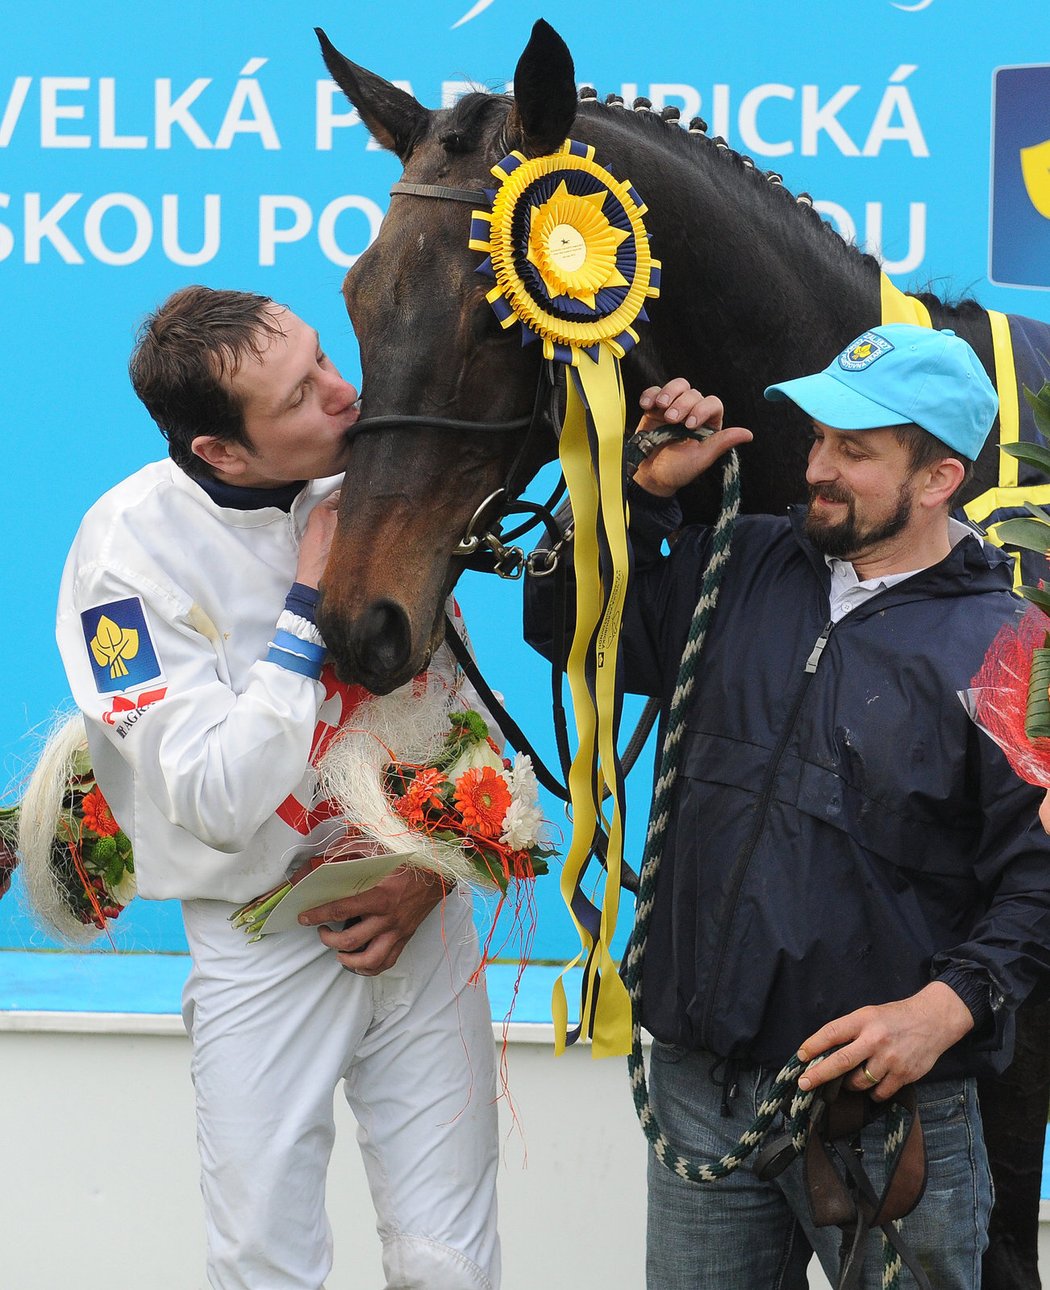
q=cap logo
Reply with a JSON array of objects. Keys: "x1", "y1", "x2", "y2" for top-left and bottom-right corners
[{"x1": 838, "y1": 331, "x2": 894, "y2": 372}]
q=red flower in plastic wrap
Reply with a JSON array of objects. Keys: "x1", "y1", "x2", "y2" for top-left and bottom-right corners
[
  {"x1": 81, "y1": 788, "x2": 120, "y2": 838},
  {"x1": 966, "y1": 605, "x2": 1050, "y2": 786}
]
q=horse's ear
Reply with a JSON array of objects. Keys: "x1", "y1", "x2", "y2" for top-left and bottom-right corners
[
  {"x1": 506, "y1": 19, "x2": 577, "y2": 158},
  {"x1": 315, "y1": 28, "x2": 430, "y2": 161}
]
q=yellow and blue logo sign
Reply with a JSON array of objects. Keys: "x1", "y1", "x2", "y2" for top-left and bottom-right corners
[
  {"x1": 991, "y1": 64, "x2": 1050, "y2": 290},
  {"x1": 81, "y1": 597, "x2": 162, "y2": 694},
  {"x1": 838, "y1": 331, "x2": 893, "y2": 371}
]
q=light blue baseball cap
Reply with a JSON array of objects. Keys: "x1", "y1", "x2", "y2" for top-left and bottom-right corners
[{"x1": 764, "y1": 323, "x2": 998, "y2": 460}]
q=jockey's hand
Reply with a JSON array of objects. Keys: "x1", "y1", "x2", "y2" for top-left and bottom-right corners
[
  {"x1": 299, "y1": 865, "x2": 451, "y2": 975},
  {"x1": 633, "y1": 380, "x2": 752, "y2": 498},
  {"x1": 795, "y1": 981, "x2": 975, "y2": 1102},
  {"x1": 296, "y1": 489, "x2": 341, "y2": 589}
]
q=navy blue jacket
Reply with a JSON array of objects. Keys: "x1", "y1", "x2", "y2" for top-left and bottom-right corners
[{"x1": 525, "y1": 486, "x2": 1050, "y2": 1078}]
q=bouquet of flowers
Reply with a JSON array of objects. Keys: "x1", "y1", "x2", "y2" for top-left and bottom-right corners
[
  {"x1": 964, "y1": 380, "x2": 1050, "y2": 780},
  {"x1": 0, "y1": 713, "x2": 136, "y2": 943},
  {"x1": 231, "y1": 699, "x2": 553, "y2": 940}
]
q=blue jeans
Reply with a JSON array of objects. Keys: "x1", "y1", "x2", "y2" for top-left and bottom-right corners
[{"x1": 646, "y1": 1042, "x2": 992, "y2": 1289}]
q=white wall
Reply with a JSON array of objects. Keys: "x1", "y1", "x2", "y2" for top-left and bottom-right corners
[
  {"x1": 0, "y1": 1019, "x2": 648, "y2": 1289},
  {"x1": 4, "y1": 1017, "x2": 1047, "y2": 1288}
]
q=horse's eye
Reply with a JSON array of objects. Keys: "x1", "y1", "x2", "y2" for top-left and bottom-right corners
[{"x1": 470, "y1": 302, "x2": 503, "y2": 343}]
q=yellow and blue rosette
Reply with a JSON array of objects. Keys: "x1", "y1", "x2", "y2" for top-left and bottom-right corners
[{"x1": 470, "y1": 139, "x2": 660, "y2": 1057}]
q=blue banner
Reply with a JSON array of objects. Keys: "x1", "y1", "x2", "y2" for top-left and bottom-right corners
[{"x1": 3, "y1": 0, "x2": 1050, "y2": 961}]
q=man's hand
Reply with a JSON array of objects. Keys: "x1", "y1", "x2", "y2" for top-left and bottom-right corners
[
  {"x1": 796, "y1": 981, "x2": 975, "y2": 1101},
  {"x1": 296, "y1": 490, "x2": 341, "y2": 589},
  {"x1": 632, "y1": 379, "x2": 752, "y2": 498},
  {"x1": 298, "y1": 865, "x2": 450, "y2": 975}
]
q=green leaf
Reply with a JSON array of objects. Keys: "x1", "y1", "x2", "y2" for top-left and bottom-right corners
[
  {"x1": 1026, "y1": 501, "x2": 1050, "y2": 525},
  {"x1": 988, "y1": 517, "x2": 1050, "y2": 556},
  {"x1": 1023, "y1": 382, "x2": 1050, "y2": 439},
  {"x1": 1027, "y1": 646, "x2": 1050, "y2": 739},
  {"x1": 1002, "y1": 440, "x2": 1050, "y2": 476},
  {"x1": 1018, "y1": 586, "x2": 1050, "y2": 615}
]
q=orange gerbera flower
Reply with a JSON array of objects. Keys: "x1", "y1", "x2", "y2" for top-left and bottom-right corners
[
  {"x1": 454, "y1": 766, "x2": 511, "y2": 839},
  {"x1": 394, "y1": 766, "x2": 447, "y2": 826},
  {"x1": 81, "y1": 788, "x2": 119, "y2": 837}
]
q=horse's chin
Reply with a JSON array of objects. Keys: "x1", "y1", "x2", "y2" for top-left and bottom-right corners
[{"x1": 334, "y1": 649, "x2": 433, "y2": 697}]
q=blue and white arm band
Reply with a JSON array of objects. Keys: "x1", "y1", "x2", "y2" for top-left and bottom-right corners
[{"x1": 264, "y1": 589, "x2": 328, "y2": 680}]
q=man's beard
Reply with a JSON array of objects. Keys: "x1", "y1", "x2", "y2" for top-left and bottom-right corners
[{"x1": 803, "y1": 480, "x2": 914, "y2": 559}]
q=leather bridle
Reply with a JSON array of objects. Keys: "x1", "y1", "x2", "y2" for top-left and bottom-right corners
[{"x1": 342, "y1": 180, "x2": 567, "y2": 577}]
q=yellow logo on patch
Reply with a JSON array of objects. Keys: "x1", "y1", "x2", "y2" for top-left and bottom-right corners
[
  {"x1": 1021, "y1": 139, "x2": 1050, "y2": 219},
  {"x1": 848, "y1": 341, "x2": 876, "y2": 363},
  {"x1": 90, "y1": 615, "x2": 140, "y2": 680}
]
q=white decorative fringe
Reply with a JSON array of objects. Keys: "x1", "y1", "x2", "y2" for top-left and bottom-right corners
[
  {"x1": 17, "y1": 711, "x2": 119, "y2": 945},
  {"x1": 316, "y1": 689, "x2": 483, "y2": 887}
]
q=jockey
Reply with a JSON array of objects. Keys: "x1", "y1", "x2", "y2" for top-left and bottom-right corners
[{"x1": 55, "y1": 286, "x2": 500, "y2": 1290}]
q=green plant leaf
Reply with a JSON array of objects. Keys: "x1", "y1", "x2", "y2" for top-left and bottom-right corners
[
  {"x1": 988, "y1": 517, "x2": 1050, "y2": 555},
  {"x1": 1002, "y1": 440, "x2": 1050, "y2": 475},
  {"x1": 1018, "y1": 585, "x2": 1050, "y2": 616},
  {"x1": 1023, "y1": 382, "x2": 1050, "y2": 439}
]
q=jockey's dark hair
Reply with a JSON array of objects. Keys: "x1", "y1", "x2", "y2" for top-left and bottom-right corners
[
  {"x1": 894, "y1": 423, "x2": 975, "y2": 505},
  {"x1": 129, "y1": 285, "x2": 286, "y2": 481}
]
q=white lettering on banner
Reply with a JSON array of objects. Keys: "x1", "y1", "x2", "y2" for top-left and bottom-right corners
[
  {"x1": 214, "y1": 59, "x2": 280, "y2": 150},
  {"x1": 161, "y1": 193, "x2": 221, "y2": 265},
  {"x1": 83, "y1": 193, "x2": 152, "y2": 264},
  {"x1": 801, "y1": 84, "x2": 861, "y2": 156},
  {"x1": 259, "y1": 194, "x2": 383, "y2": 266},
  {"x1": 1, "y1": 70, "x2": 930, "y2": 159},
  {"x1": 41, "y1": 77, "x2": 91, "y2": 148},
  {"x1": 0, "y1": 192, "x2": 221, "y2": 265},
  {"x1": 0, "y1": 194, "x2": 13, "y2": 260},
  {"x1": 814, "y1": 199, "x2": 927, "y2": 275},
  {"x1": 711, "y1": 84, "x2": 731, "y2": 143},
  {"x1": 739, "y1": 84, "x2": 794, "y2": 157},
  {"x1": 98, "y1": 78, "x2": 147, "y2": 149},
  {"x1": 0, "y1": 77, "x2": 32, "y2": 147},
  {"x1": 315, "y1": 78, "x2": 416, "y2": 151},
  {"x1": 25, "y1": 192, "x2": 83, "y2": 263},
  {"x1": 155, "y1": 78, "x2": 213, "y2": 149},
  {"x1": 863, "y1": 66, "x2": 928, "y2": 157},
  {"x1": 604, "y1": 73, "x2": 927, "y2": 158}
]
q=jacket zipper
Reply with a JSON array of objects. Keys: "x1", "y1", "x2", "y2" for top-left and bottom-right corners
[{"x1": 699, "y1": 618, "x2": 834, "y2": 1049}]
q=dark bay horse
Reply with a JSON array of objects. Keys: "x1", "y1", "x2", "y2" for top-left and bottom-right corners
[{"x1": 316, "y1": 20, "x2": 1049, "y2": 1288}]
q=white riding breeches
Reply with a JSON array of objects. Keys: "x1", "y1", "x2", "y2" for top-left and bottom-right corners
[{"x1": 181, "y1": 888, "x2": 500, "y2": 1290}]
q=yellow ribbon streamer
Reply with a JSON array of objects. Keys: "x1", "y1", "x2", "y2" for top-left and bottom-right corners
[{"x1": 551, "y1": 346, "x2": 634, "y2": 1056}]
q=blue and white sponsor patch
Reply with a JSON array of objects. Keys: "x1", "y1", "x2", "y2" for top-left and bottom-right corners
[
  {"x1": 81, "y1": 596, "x2": 162, "y2": 694},
  {"x1": 838, "y1": 331, "x2": 894, "y2": 372}
]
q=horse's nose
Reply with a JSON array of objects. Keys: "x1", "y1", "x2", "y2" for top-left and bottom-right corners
[{"x1": 358, "y1": 599, "x2": 413, "y2": 680}]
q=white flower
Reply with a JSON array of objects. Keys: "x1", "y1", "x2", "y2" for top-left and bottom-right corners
[
  {"x1": 447, "y1": 737, "x2": 505, "y2": 781},
  {"x1": 110, "y1": 868, "x2": 138, "y2": 907},
  {"x1": 500, "y1": 796, "x2": 545, "y2": 851},
  {"x1": 505, "y1": 753, "x2": 540, "y2": 811}
]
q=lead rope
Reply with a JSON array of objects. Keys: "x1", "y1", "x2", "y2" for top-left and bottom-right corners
[{"x1": 619, "y1": 448, "x2": 908, "y2": 1289}]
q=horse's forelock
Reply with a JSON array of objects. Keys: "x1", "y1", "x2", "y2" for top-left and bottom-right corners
[{"x1": 438, "y1": 92, "x2": 511, "y2": 154}]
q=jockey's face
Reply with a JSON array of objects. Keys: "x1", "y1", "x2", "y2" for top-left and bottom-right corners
[
  {"x1": 803, "y1": 422, "x2": 923, "y2": 562},
  {"x1": 219, "y1": 308, "x2": 359, "y2": 487}
]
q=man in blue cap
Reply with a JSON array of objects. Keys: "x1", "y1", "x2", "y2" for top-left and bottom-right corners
[{"x1": 526, "y1": 323, "x2": 1050, "y2": 1288}]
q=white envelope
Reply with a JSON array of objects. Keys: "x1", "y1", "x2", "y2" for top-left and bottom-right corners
[{"x1": 257, "y1": 852, "x2": 416, "y2": 935}]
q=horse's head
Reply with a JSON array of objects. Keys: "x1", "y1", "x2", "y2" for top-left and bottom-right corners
[{"x1": 315, "y1": 20, "x2": 577, "y2": 692}]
